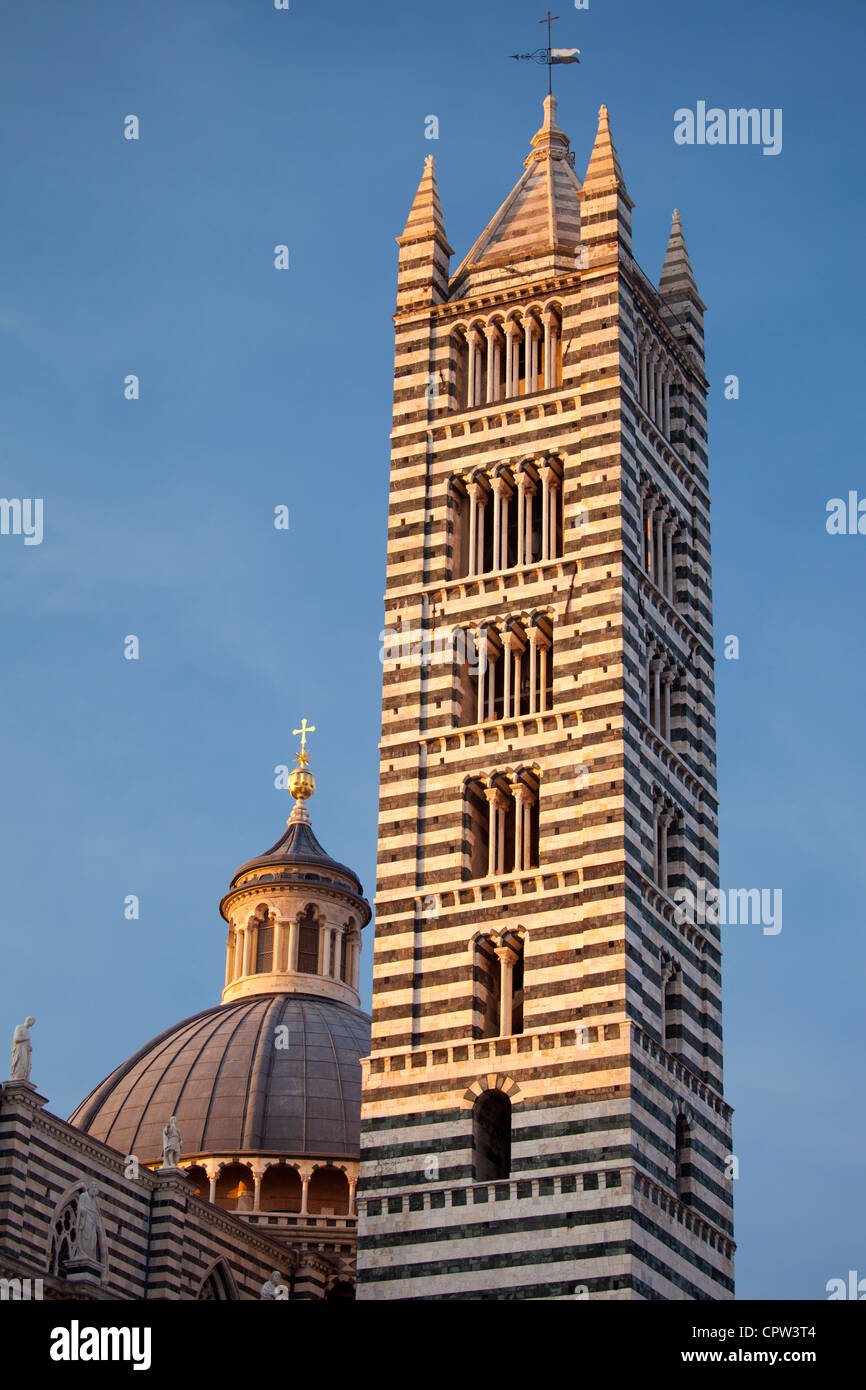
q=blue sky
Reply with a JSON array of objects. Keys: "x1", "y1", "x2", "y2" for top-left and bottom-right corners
[{"x1": 0, "y1": 0, "x2": 863, "y2": 1301}]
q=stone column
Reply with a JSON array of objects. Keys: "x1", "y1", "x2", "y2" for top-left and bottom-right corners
[
  {"x1": 665, "y1": 521, "x2": 676, "y2": 601},
  {"x1": 647, "y1": 348, "x2": 657, "y2": 420},
  {"x1": 653, "y1": 507, "x2": 667, "y2": 592},
  {"x1": 525, "y1": 317, "x2": 538, "y2": 393},
  {"x1": 484, "y1": 787, "x2": 500, "y2": 878},
  {"x1": 516, "y1": 473, "x2": 529, "y2": 567},
  {"x1": 495, "y1": 945, "x2": 518, "y2": 1037},
  {"x1": 639, "y1": 336, "x2": 647, "y2": 408},
  {"x1": 299, "y1": 1163, "x2": 313, "y2": 1217},
  {"x1": 499, "y1": 484, "x2": 510, "y2": 569},
  {"x1": 527, "y1": 628, "x2": 539, "y2": 714},
  {"x1": 287, "y1": 917, "x2": 299, "y2": 972},
  {"x1": 476, "y1": 630, "x2": 486, "y2": 724},
  {"x1": 538, "y1": 640, "x2": 549, "y2": 713},
  {"x1": 205, "y1": 1162, "x2": 220, "y2": 1205},
  {"x1": 491, "y1": 477, "x2": 503, "y2": 572},
  {"x1": 542, "y1": 309, "x2": 557, "y2": 389},
  {"x1": 476, "y1": 485, "x2": 486, "y2": 574},
  {"x1": 512, "y1": 645, "x2": 522, "y2": 718},
  {"x1": 496, "y1": 800, "x2": 506, "y2": 875},
  {"x1": 645, "y1": 497, "x2": 656, "y2": 576},
  {"x1": 485, "y1": 323, "x2": 499, "y2": 404},
  {"x1": 467, "y1": 329, "x2": 480, "y2": 408},
  {"x1": 523, "y1": 793, "x2": 533, "y2": 869},
  {"x1": 539, "y1": 464, "x2": 552, "y2": 561},
  {"x1": 242, "y1": 925, "x2": 254, "y2": 977},
  {"x1": 662, "y1": 672, "x2": 673, "y2": 741},
  {"x1": 513, "y1": 786, "x2": 530, "y2": 871},
  {"x1": 504, "y1": 320, "x2": 519, "y2": 398},
  {"x1": 548, "y1": 479, "x2": 559, "y2": 558},
  {"x1": 663, "y1": 372, "x2": 671, "y2": 435},
  {"x1": 659, "y1": 812, "x2": 672, "y2": 892},
  {"x1": 502, "y1": 630, "x2": 513, "y2": 720},
  {"x1": 225, "y1": 934, "x2": 234, "y2": 988},
  {"x1": 467, "y1": 482, "x2": 480, "y2": 576},
  {"x1": 273, "y1": 919, "x2": 283, "y2": 973},
  {"x1": 651, "y1": 657, "x2": 661, "y2": 731}
]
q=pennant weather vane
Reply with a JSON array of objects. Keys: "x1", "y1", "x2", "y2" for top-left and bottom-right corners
[{"x1": 510, "y1": 11, "x2": 580, "y2": 97}]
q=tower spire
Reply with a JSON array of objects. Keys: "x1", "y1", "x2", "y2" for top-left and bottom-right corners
[
  {"x1": 658, "y1": 208, "x2": 706, "y2": 362},
  {"x1": 395, "y1": 155, "x2": 453, "y2": 309}
]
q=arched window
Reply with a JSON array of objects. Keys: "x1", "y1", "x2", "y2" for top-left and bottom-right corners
[
  {"x1": 472, "y1": 1091, "x2": 512, "y2": 1181},
  {"x1": 184, "y1": 1164, "x2": 210, "y2": 1200},
  {"x1": 215, "y1": 1163, "x2": 254, "y2": 1212},
  {"x1": 307, "y1": 1166, "x2": 350, "y2": 1216},
  {"x1": 260, "y1": 1164, "x2": 302, "y2": 1213},
  {"x1": 296, "y1": 905, "x2": 320, "y2": 975},
  {"x1": 254, "y1": 909, "x2": 274, "y2": 973},
  {"x1": 675, "y1": 1115, "x2": 692, "y2": 1205},
  {"x1": 197, "y1": 1261, "x2": 238, "y2": 1300}
]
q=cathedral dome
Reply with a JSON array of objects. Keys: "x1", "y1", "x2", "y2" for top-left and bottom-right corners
[{"x1": 70, "y1": 992, "x2": 370, "y2": 1163}]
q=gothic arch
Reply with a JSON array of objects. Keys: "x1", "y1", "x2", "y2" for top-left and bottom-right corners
[{"x1": 196, "y1": 1259, "x2": 240, "y2": 1301}]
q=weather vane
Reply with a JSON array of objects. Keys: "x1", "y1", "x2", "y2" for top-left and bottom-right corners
[
  {"x1": 510, "y1": 11, "x2": 580, "y2": 97},
  {"x1": 292, "y1": 717, "x2": 315, "y2": 764}
]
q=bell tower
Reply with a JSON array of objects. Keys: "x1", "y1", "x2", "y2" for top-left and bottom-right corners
[{"x1": 357, "y1": 97, "x2": 734, "y2": 1300}]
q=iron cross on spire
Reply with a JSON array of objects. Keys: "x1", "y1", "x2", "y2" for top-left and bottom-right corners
[{"x1": 293, "y1": 718, "x2": 316, "y2": 760}]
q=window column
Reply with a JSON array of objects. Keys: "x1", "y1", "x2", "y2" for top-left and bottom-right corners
[
  {"x1": 485, "y1": 323, "x2": 500, "y2": 405},
  {"x1": 542, "y1": 308, "x2": 558, "y2": 389},
  {"x1": 520, "y1": 473, "x2": 536, "y2": 566},
  {"x1": 653, "y1": 506, "x2": 667, "y2": 592},
  {"x1": 662, "y1": 670, "x2": 673, "y2": 742},
  {"x1": 538, "y1": 636, "x2": 550, "y2": 712},
  {"x1": 504, "y1": 320, "x2": 520, "y2": 398},
  {"x1": 287, "y1": 916, "x2": 299, "y2": 972},
  {"x1": 491, "y1": 476, "x2": 507, "y2": 572},
  {"x1": 639, "y1": 334, "x2": 648, "y2": 408},
  {"x1": 467, "y1": 481, "x2": 481, "y2": 576},
  {"x1": 272, "y1": 919, "x2": 284, "y2": 973},
  {"x1": 665, "y1": 520, "x2": 676, "y2": 601},
  {"x1": 467, "y1": 329, "x2": 481, "y2": 408},
  {"x1": 486, "y1": 642, "x2": 499, "y2": 722},
  {"x1": 484, "y1": 787, "x2": 502, "y2": 877},
  {"x1": 495, "y1": 944, "x2": 518, "y2": 1037},
  {"x1": 651, "y1": 657, "x2": 662, "y2": 731},
  {"x1": 538, "y1": 463, "x2": 553, "y2": 561},
  {"x1": 527, "y1": 627, "x2": 539, "y2": 714},
  {"x1": 525, "y1": 317, "x2": 539, "y2": 393}
]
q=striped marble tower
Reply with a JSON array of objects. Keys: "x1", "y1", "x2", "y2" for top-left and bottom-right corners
[{"x1": 356, "y1": 98, "x2": 734, "y2": 1301}]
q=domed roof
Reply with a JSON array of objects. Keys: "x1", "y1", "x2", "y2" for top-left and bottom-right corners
[
  {"x1": 229, "y1": 815, "x2": 365, "y2": 897},
  {"x1": 69, "y1": 993, "x2": 370, "y2": 1162}
]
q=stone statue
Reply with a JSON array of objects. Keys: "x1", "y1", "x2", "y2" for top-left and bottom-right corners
[
  {"x1": 260, "y1": 1270, "x2": 285, "y2": 1300},
  {"x1": 73, "y1": 1182, "x2": 101, "y2": 1262},
  {"x1": 9, "y1": 1017, "x2": 35, "y2": 1082},
  {"x1": 162, "y1": 1115, "x2": 182, "y2": 1169}
]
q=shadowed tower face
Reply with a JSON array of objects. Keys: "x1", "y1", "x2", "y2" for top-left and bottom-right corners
[{"x1": 357, "y1": 97, "x2": 734, "y2": 1300}]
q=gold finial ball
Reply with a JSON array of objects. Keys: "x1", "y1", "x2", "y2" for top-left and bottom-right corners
[{"x1": 288, "y1": 764, "x2": 316, "y2": 803}]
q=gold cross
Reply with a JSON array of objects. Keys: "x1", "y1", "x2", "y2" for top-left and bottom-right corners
[{"x1": 293, "y1": 718, "x2": 316, "y2": 758}]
